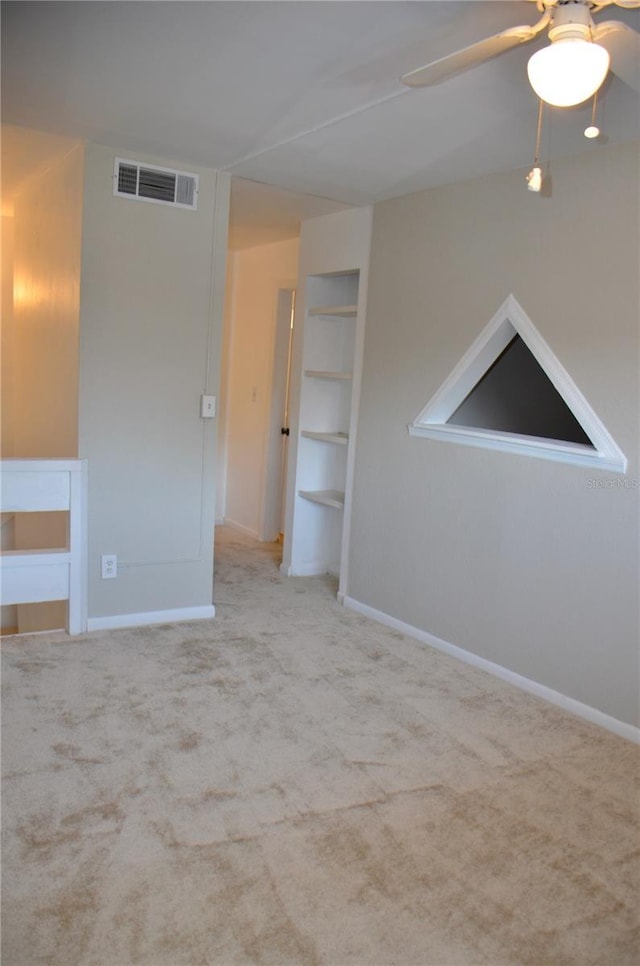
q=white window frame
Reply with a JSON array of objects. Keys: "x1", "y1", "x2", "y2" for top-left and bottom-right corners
[{"x1": 408, "y1": 294, "x2": 627, "y2": 473}]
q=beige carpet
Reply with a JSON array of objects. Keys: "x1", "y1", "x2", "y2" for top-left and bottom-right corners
[{"x1": 2, "y1": 525, "x2": 639, "y2": 965}]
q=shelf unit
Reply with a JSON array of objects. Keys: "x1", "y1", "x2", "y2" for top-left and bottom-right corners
[
  {"x1": 281, "y1": 205, "x2": 372, "y2": 592},
  {"x1": 290, "y1": 270, "x2": 361, "y2": 576}
]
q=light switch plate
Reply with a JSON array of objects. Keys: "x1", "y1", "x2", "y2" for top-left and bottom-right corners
[{"x1": 201, "y1": 394, "x2": 216, "y2": 418}]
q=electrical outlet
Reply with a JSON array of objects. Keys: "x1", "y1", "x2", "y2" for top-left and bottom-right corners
[{"x1": 101, "y1": 554, "x2": 117, "y2": 579}]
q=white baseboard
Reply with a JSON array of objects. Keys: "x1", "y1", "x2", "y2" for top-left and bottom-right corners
[
  {"x1": 343, "y1": 596, "x2": 639, "y2": 745},
  {"x1": 87, "y1": 605, "x2": 215, "y2": 632},
  {"x1": 288, "y1": 561, "x2": 329, "y2": 577},
  {"x1": 222, "y1": 517, "x2": 260, "y2": 540}
]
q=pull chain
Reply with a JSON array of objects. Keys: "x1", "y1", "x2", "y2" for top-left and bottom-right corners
[
  {"x1": 527, "y1": 99, "x2": 544, "y2": 192},
  {"x1": 585, "y1": 91, "x2": 600, "y2": 139}
]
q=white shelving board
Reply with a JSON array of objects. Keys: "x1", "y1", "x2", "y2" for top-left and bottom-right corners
[
  {"x1": 308, "y1": 304, "x2": 358, "y2": 318},
  {"x1": 298, "y1": 489, "x2": 345, "y2": 509},
  {"x1": 304, "y1": 370, "x2": 352, "y2": 380},
  {"x1": 300, "y1": 431, "x2": 348, "y2": 445}
]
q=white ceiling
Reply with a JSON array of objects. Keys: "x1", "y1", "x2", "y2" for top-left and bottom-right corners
[{"x1": 2, "y1": 1, "x2": 639, "y2": 246}]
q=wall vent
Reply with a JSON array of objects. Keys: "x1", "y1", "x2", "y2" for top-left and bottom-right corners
[
  {"x1": 113, "y1": 158, "x2": 198, "y2": 210},
  {"x1": 409, "y1": 294, "x2": 627, "y2": 473}
]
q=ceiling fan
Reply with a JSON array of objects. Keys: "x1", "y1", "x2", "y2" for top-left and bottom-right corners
[{"x1": 401, "y1": 0, "x2": 640, "y2": 107}]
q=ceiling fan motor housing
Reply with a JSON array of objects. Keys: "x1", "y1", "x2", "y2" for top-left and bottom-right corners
[{"x1": 548, "y1": 0, "x2": 595, "y2": 41}]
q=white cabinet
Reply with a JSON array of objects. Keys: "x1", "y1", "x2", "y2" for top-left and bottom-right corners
[{"x1": 281, "y1": 207, "x2": 372, "y2": 595}]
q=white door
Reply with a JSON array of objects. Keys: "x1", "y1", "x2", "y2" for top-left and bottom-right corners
[{"x1": 260, "y1": 289, "x2": 295, "y2": 542}]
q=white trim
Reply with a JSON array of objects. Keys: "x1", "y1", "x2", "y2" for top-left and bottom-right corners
[
  {"x1": 287, "y1": 560, "x2": 331, "y2": 576},
  {"x1": 0, "y1": 459, "x2": 88, "y2": 635},
  {"x1": 87, "y1": 605, "x2": 215, "y2": 632},
  {"x1": 222, "y1": 517, "x2": 260, "y2": 541},
  {"x1": 343, "y1": 595, "x2": 639, "y2": 745},
  {"x1": 0, "y1": 458, "x2": 84, "y2": 473},
  {"x1": 2, "y1": 552, "x2": 70, "y2": 605},
  {"x1": 68, "y1": 463, "x2": 88, "y2": 635},
  {"x1": 410, "y1": 294, "x2": 627, "y2": 473},
  {"x1": 339, "y1": 213, "x2": 373, "y2": 603},
  {"x1": 408, "y1": 424, "x2": 625, "y2": 472}
]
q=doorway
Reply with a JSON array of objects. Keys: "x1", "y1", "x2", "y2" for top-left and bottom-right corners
[{"x1": 218, "y1": 237, "x2": 299, "y2": 547}]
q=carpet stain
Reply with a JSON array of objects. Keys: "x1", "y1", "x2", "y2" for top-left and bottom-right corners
[
  {"x1": 200, "y1": 787, "x2": 239, "y2": 803},
  {"x1": 13, "y1": 658, "x2": 56, "y2": 674},
  {"x1": 240, "y1": 913, "x2": 321, "y2": 966},
  {"x1": 52, "y1": 742, "x2": 104, "y2": 765},
  {"x1": 17, "y1": 813, "x2": 81, "y2": 854},
  {"x1": 61, "y1": 800, "x2": 123, "y2": 832},
  {"x1": 177, "y1": 731, "x2": 201, "y2": 752}
]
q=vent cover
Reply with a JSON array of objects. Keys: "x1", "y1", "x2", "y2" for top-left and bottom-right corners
[{"x1": 113, "y1": 158, "x2": 198, "y2": 210}]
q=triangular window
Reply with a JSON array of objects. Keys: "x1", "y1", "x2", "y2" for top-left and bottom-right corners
[{"x1": 409, "y1": 295, "x2": 626, "y2": 473}]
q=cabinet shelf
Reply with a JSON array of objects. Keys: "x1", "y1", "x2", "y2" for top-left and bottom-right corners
[
  {"x1": 304, "y1": 369, "x2": 352, "y2": 380},
  {"x1": 308, "y1": 304, "x2": 357, "y2": 318},
  {"x1": 298, "y1": 489, "x2": 345, "y2": 510},
  {"x1": 301, "y1": 431, "x2": 348, "y2": 445}
]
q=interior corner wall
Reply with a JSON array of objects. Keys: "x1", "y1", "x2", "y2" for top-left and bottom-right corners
[
  {"x1": 349, "y1": 141, "x2": 639, "y2": 728},
  {"x1": 9, "y1": 144, "x2": 84, "y2": 458},
  {"x1": 1, "y1": 213, "x2": 16, "y2": 457},
  {"x1": 78, "y1": 142, "x2": 229, "y2": 622},
  {"x1": 223, "y1": 236, "x2": 299, "y2": 538}
]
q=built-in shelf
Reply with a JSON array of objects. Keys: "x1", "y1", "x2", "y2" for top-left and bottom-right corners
[
  {"x1": 298, "y1": 489, "x2": 345, "y2": 509},
  {"x1": 285, "y1": 257, "x2": 367, "y2": 583},
  {"x1": 301, "y1": 431, "x2": 349, "y2": 445},
  {"x1": 308, "y1": 304, "x2": 357, "y2": 318},
  {"x1": 304, "y1": 370, "x2": 352, "y2": 380}
]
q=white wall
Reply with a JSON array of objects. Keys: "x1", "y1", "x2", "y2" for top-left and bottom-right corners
[
  {"x1": 78, "y1": 143, "x2": 229, "y2": 624},
  {"x1": 349, "y1": 142, "x2": 639, "y2": 728},
  {"x1": 223, "y1": 237, "x2": 298, "y2": 538},
  {"x1": 215, "y1": 255, "x2": 237, "y2": 524}
]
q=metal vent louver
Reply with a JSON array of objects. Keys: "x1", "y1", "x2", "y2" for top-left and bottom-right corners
[{"x1": 113, "y1": 158, "x2": 199, "y2": 210}]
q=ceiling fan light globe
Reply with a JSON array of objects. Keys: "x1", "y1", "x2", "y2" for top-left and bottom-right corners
[{"x1": 527, "y1": 39, "x2": 610, "y2": 107}]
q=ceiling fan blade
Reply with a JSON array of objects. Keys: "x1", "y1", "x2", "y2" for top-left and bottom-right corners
[
  {"x1": 401, "y1": 14, "x2": 550, "y2": 89},
  {"x1": 590, "y1": 0, "x2": 640, "y2": 8},
  {"x1": 595, "y1": 21, "x2": 640, "y2": 91}
]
